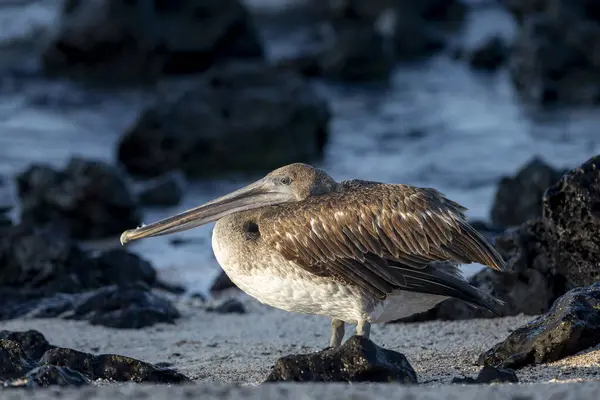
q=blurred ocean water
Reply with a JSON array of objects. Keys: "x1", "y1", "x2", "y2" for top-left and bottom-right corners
[{"x1": 1, "y1": 0, "x2": 599, "y2": 294}]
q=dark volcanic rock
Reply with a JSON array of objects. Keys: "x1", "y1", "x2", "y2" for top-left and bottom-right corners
[
  {"x1": 1, "y1": 286, "x2": 180, "y2": 330},
  {"x1": 265, "y1": 336, "x2": 417, "y2": 383},
  {"x1": 0, "y1": 177, "x2": 13, "y2": 226},
  {"x1": 392, "y1": 0, "x2": 466, "y2": 60},
  {"x1": 0, "y1": 214, "x2": 11, "y2": 228},
  {"x1": 16, "y1": 157, "x2": 141, "y2": 240},
  {"x1": 311, "y1": 0, "x2": 465, "y2": 65},
  {"x1": 0, "y1": 227, "x2": 153, "y2": 293},
  {"x1": 206, "y1": 298, "x2": 246, "y2": 314},
  {"x1": 278, "y1": 22, "x2": 392, "y2": 82},
  {"x1": 137, "y1": 172, "x2": 185, "y2": 207},
  {"x1": 395, "y1": 297, "x2": 489, "y2": 322},
  {"x1": 469, "y1": 36, "x2": 510, "y2": 71},
  {"x1": 64, "y1": 282, "x2": 180, "y2": 329},
  {"x1": 491, "y1": 157, "x2": 563, "y2": 227},
  {"x1": 40, "y1": 348, "x2": 187, "y2": 383},
  {"x1": 169, "y1": 237, "x2": 205, "y2": 247},
  {"x1": 0, "y1": 284, "x2": 180, "y2": 330},
  {"x1": 92, "y1": 249, "x2": 157, "y2": 287},
  {"x1": 312, "y1": 0, "x2": 398, "y2": 21},
  {"x1": 0, "y1": 330, "x2": 55, "y2": 361},
  {"x1": 0, "y1": 330, "x2": 188, "y2": 387},
  {"x1": 0, "y1": 288, "x2": 50, "y2": 321},
  {"x1": 506, "y1": 0, "x2": 600, "y2": 104},
  {"x1": 210, "y1": 271, "x2": 237, "y2": 293},
  {"x1": 477, "y1": 155, "x2": 600, "y2": 313},
  {"x1": 479, "y1": 283, "x2": 600, "y2": 369},
  {"x1": 452, "y1": 366, "x2": 518, "y2": 384},
  {"x1": 0, "y1": 222, "x2": 94, "y2": 294},
  {"x1": 42, "y1": 0, "x2": 264, "y2": 82},
  {"x1": 118, "y1": 63, "x2": 329, "y2": 179},
  {"x1": 5, "y1": 365, "x2": 90, "y2": 388},
  {"x1": 489, "y1": 220, "x2": 558, "y2": 313},
  {"x1": 543, "y1": 154, "x2": 600, "y2": 287},
  {"x1": 404, "y1": 0, "x2": 467, "y2": 23},
  {"x1": 500, "y1": 0, "x2": 545, "y2": 24},
  {"x1": 318, "y1": 0, "x2": 467, "y2": 32},
  {"x1": 0, "y1": 225, "x2": 180, "y2": 328},
  {"x1": 0, "y1": 339, "x2": 35, "y2": 381},
  {"x1": 392, "y1": 22, "x2": 445, "y2": 60}
]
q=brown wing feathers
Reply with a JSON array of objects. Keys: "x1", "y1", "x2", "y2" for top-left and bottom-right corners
[
  {"x1": 264, "y1": 182, "x2": 506, "y2": 303},
  {"x1": 340, "y1": 184, "x2": 504, "y2": 270}
]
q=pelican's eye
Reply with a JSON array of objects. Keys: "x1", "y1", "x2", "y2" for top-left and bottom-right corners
[{"x1": 280, "y1": 176, "x2": 292, "y2": 186}]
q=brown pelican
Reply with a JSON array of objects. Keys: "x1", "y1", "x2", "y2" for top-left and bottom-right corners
[{"x1": 120, "y1": 163, "x2": 505, "y2": 347}]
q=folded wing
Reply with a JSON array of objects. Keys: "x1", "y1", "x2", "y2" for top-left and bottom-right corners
[{"x1": 260, "y1": 181, "x2": 505, "y2": 311}]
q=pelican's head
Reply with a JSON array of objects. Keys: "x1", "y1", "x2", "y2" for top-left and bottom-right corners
[{"x1": 119, "y1": 163, "x2": 337, "y2": 245}]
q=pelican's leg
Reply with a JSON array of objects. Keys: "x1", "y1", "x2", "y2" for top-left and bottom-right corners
[
  {"x1": 330, "y1": 318, "x2": 345, "y2": 347},
  {"x1": 356, "y1": 320, "x2": 371, "y2": 339}
]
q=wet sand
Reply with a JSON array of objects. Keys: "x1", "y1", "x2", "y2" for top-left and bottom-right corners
[{"x1": 2, "y1": 289, "x2": 600, "y2": 398}]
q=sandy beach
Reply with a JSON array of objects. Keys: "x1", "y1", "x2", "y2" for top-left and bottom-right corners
[
  {"x1": 4, "y1": 381, "x2": 600, "y2": 400},
  {"x1": 2, "y1": 288, "x2": 600, "y2": 398}
]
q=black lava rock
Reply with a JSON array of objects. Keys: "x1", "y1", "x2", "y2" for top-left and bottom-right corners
[
  {"x1": 40, "y1": 348, "x2": 187, "y2": 383},
  {"x1": 210, "y1": 271, "x2": 237, "y2": 293},
  {"x1": 278, "y1": 22, "x2": 393, "y2": 82},
  {"x1": 314, "y1": 0, "x2": 466, "y2": 61},
  {"x1": 392, "y1": 0, "x2": 467, "y2": 60},
  {"x1": 499, "y1": 0, "x2": 544, "y2": 24},
  {"x1": 0, "y1": 330, "x2": 55, "y2": 361},
  {"x1": 452, "y1": 366, "x2": 518, "y2": 384},
  {"x1": 169, "y1": 237, "x2": 205, "y2": 247},
  {"x1": 331, "y1": 25, "x2": 391, "y2": 80},
  {"x1": 206, "y1": 298, "x2": 246, "y2": 314},
  {"x1": 469, "y1": 36, "x2": 510, "y2": 71},
  {"x1": 42, "y1": 0, "x2": 264, "y2": 83},
  {"x1": 0, "y1": 226, "x2": 157, "y2": 293},
  {"x1": 117, "y1": 62, "x2": 330, "y2": 179},
  {"x1": 0, "y1": 224, "x2": 181, "y2": 328},
  {"x1": 491, "y1": 157, "x2": 563, "y2": 227},
  {"x1": 16, "y1": 157, "x2": 141, "y2": 240},
  {"x1": 65, "y1": 282, "x2": 181, "y2": 329},
  {"x1": 543, "y1": 155, "x2": 600, "y2": 287},
  {"x1": 479, "y1": 283, "x2": 600, "y2": 369},
  {"x1": 0, "y1": 176, "x2": 12, "y2": 226},
  {"x1": 137, "y1": 172, "x2": 185, "y2": 207},
  {"x1": 506, "y1": 0, "x2": 600, "y2": 104},
  {"x1": 92, "y1": 249, "x2": 157, "y2": 287},
  {"x1": 95, "y1": 249, "x2": 185, "y2": 294},
  {"x1": 4, "y1": 365, "x2": 90, "y2": 388},
  {"x1": 0, "y1": 215, "x2": 11, "y2": 228},
  {"x1": 0, "y1": 222, "x2": 94, "y2": 294},
  {"x1": 487, "y1": 220, "x2": 559, "y2": 314},
  {"x1": 315, "y1": 0, "x2": 466, "y2": 23},
  {"x1": 265, "y1": 336, "x2": 417, "y2": 383},
  {"x1": 0, "y1": 330, "x2": 188, "y2": 388},
  {"x1": 0, "y1": 339, "x2": 36, "y2": 381},
  {"x1": 2, "y1": 284, "x2": 180, "y2": 330}
]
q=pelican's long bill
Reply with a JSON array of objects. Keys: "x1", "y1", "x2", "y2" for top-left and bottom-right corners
[{"x1": 120, "y1": 178, "x2": 294, "y2": 245}]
